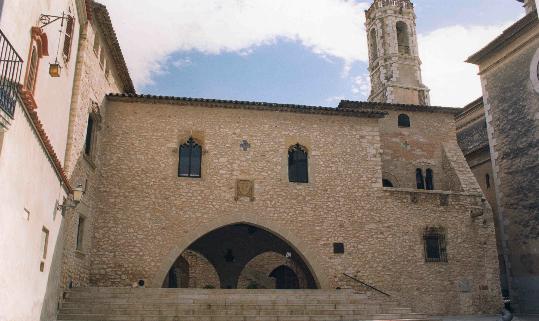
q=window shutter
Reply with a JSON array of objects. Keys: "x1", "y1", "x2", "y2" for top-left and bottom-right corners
[{"x1": 63, "y1": 16, "x2": 75, "y2": 61}]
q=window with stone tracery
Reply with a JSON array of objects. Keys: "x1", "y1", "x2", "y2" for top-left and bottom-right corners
[{"x1": 178, "y1": 137, "x2": 202, "y2": 178}]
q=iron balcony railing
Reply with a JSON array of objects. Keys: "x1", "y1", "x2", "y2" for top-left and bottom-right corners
[{"x1": 0, "y1": 29, "x2": 23, "y2": 118}]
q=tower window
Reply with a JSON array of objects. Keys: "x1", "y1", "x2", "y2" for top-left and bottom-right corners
[
  {"x1": 425, "y1": 169, "x2": 434, "y2": 190},
  {"x1": 369, "y1": 28, "x2": 378, "y2": 60},
  {"x1": 178, "y1": 137, "x2": 202, "y2": 178},
  {"x1": 416, "y1": 168, "x2": 425, "y2": 190},
  {"x1": 396, "y1": 21, "x2": 410, "y2": 54},
  {"x1": 423, "y1": 227, "x2": 447, "y2": 262},
  {"x1": 288, "y1": 144, "x2": 308, "y2": 183},
  {"x1": 486, "y1": 174, "x2": 491, "y2": 189},
  {"x1": 398, "y1": 114, "x2": 410, "y2": 128}
]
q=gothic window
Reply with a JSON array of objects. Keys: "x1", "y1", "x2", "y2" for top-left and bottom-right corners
[
  {"x1": 178, "y1": 137, "x2": 202, "y2": 178},
  {"x1": 486, "y1": 174, "x2": 491, "y2": 189},
  {"x1": 288, "y1": 144, "x2": 308, "y2": 183},
  {"x1": 25, "y1": 46, "x2": 39, "y2": 93},
  {"x1": 425, "y1": 168, "x2": 434, "y2": 190},
  {"x1": 63, "y1": 15, "x2": 75, "y2": 61},
  {"x1": 423, "y1": 227, "x2": 447, "y2": 262},
  {"x1": 398, "y1": 114, "x2": 410, "y2": 128},
  {"x1": 396, "y1": 21, "x2": 410, "y2": 54},
  {"x1": 382, "y1": 179, "x2": 394, "y2": 187},
  {"x1": 416, "y1": 168, "x2": 425, "y2": 189},
  {"x1": 369, "y1": 29, "x2": 378, "y2": 60}
]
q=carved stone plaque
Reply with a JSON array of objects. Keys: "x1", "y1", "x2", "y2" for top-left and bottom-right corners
[{"x1": 235, "y1": 180, "x2": 254, "y2": 201}]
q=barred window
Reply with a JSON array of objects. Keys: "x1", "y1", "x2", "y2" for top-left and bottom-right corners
[
  {"x1": 423, "y1": 227, "x2": 447, "y2": 262},
  {"x1": 178, "y1": 137, "x2": 202, "y2": 178},
  {"x1": 288, "y1": 144, "x2": 308, "y2": 183}
]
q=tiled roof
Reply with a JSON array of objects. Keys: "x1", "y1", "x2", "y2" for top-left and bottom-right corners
[
  {"x1": 467, "y1": 11, "x2": 538, "y2": 64},
  {"x1": 106, "y1": 93, "x2": 388, "y2": 118},
  {"x1": 337, "y1": 100, "x2": 462, "y2": 114},
  {"x1": 91, "y1": 1, "x2": 135, "y2": 93},
  {"x1": 457, "y1": 118, "x2": 490, "y2": 156}
]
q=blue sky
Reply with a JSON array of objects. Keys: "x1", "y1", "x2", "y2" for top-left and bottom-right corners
[{"x1": 102, "y1": 0, "x2": 524, "y2": 107}]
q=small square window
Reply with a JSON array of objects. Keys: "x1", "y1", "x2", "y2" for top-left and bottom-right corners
[{"x1": 333, "y1": 243, "x2": 344, "y2": 254}]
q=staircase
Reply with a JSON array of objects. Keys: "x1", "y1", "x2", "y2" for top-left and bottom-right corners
[{"x1": 58, "y1": 288, "x2": 437, "y2": 321}]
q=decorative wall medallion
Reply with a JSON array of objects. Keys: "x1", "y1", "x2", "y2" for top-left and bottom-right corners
[
  {"x1": 235, "y1": 179, "x2": 254, "y2": 201},
  {"x1": 240, "y1": 140, "x2": 251, "y2": 151}
]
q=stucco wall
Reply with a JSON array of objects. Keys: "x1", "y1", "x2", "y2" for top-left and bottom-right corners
[{"x1": 87, "y1": 99, "x2": 501, "y2": 315}]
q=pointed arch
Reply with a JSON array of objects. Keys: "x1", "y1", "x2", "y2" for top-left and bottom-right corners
[{"x1": 149, "y1": 213, "x2": 328, "y2": 289}]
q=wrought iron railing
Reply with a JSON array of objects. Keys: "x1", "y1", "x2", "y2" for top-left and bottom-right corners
[
  {"x1": 0, "y1": 29, "x2": 23, "y2": 118},
  {"x1": 343, "y1": 273, "x2": 391, "y2": 297}
]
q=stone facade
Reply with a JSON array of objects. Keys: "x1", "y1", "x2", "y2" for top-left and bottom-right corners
[
  {"x1": 466, "y1": 7, "x2": 539, "y2": 314},
  {"x1": 84, "y1": 95, "x2": 502, "y2": 315},
  {"x1": 366, "y1": 0, "x2": 430, "y2": 105}
]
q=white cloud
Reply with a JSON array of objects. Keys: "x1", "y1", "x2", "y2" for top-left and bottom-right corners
[
  {"x1": 351, "y1": 74, "x2": 371, "y2": 97},
  {"x1": 100, "y1": 0, "x2": 370, "y2": 88},
  {"x1": 172, "y1": 57, "x2": 193, "y2": 69},
  {"x1": 418, "y1": 23, "x2": 512, "y2": 107}
]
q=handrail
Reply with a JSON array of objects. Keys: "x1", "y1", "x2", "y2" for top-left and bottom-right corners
[{"x1": 342, "y1": 273, "x2": 391, "y2": 297}]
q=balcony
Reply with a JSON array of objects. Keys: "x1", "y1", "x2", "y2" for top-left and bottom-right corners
[{"x1": 0, "y1": 29, "x2": 23, "y2": 118}]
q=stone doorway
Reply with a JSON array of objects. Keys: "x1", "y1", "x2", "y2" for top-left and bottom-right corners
[{"x1": 162, "y1": 223, "x2": 317, "y2": 289}]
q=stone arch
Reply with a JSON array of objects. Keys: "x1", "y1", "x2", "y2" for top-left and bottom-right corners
[
  {"x1": 237, "y1": 251, "x2": 308, "y2": 289},
  {"x1": 382, "y1": 171, "x2": 400, "y2": 188},
  {"x1": 149, "y1": 214, "x2": 328, "y2": 288},
  {"x1": 162, "y1": 250, "x2": 220, "y2": 288},
  {"x1": 396, "y1": 21, "x2": 410, "y2": 54}
]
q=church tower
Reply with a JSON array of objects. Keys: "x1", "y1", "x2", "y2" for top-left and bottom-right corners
[{"x1": 366, "y1": 0, "x2": 430, "y2": 105}]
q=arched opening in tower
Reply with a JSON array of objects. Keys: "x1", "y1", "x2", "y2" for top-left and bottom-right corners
[
  {"x1": 396, "y1": 21, "x2": 410, "y2": 54},
  {"x1": 162, "y1": 224, "x2": 317, "y2": 289}
]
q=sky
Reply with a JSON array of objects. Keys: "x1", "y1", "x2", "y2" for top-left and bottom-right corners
[{"x1": 100, "y1": 0, "x2": 525, "y2": 107}]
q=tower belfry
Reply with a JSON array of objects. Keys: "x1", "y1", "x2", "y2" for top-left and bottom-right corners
[{"x1": 366, "y1": 0, "x2": 430, "y2": 105}]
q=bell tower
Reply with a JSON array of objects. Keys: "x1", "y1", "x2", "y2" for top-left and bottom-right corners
[{"x1": 366, "y1": 0, "x2": 430, "y2": 105}]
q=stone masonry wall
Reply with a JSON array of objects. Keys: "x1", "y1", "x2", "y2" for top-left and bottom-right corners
[
  {"x1": 88, "y1": 98, "x2": 501, "y2": 315},
  {"x1": 59, "y1": 17, "x2": 124, "y2": 293},
  {"x1": 481, "y1": 33, "x2": 539, "y2": 313}
]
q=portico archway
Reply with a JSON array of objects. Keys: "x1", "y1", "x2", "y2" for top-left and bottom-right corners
[{"x1": 157, "y1": 223, "x2": 319, "y2": 289}]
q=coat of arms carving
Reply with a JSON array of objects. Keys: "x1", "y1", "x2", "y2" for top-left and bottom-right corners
[{"x1": 235, "y1": 180, "x2": 254, "y2": 201}]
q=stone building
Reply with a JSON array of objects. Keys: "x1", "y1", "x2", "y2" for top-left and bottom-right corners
[
  {"x1": 0, "y1": 0, "x2": 514, "y2": 320},
  {"x1": 462, "y1": 0, "x2": 538, "y2": 313}
]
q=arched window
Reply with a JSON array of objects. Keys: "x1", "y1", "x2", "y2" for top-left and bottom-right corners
[
  {"x1": 398, "y1": 114, "x2": 410, "y2": 128},
  {"x1": 425, "y1": 168, "x2": 434, "y2": 190},
  {"x1": 396, "y1": 21, "x2": 410, "y2": 54},
  {"x1": 178, "y1": 137, "x2": 202, "y2": 178},
  {"x1": 369, "y1": 29, "x2": 378, "y2": 60},
  {"x1": 288, "y1": 144, "x2": 308, "y2": 183},
  {"x1": 486, "y1": 174, "x2": 491, "y2": 189},
  {"x1": 416, "y1": 168, "x2": 425, "y2": 190},
  {"x1": 25, "y1": 46, "x2": 39, "y2": 93},
  {"x1": 382, "y1": 179, "x2": 394, "y2": 187}
]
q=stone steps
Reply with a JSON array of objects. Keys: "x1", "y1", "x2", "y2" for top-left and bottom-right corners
[{"x1": 58, "y1": 288, "x2": 437, "y2": 321}]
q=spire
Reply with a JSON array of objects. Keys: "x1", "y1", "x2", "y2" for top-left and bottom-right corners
[{"x1": 365, "y1": 0, "x2": 430, "y2": 105}]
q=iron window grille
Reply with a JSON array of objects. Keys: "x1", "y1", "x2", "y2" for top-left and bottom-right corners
[
  {"x1": 178, "y1": 137, "x2": 202, "y2": 178},
  {"x1": 423, "y1": 227, "x2": 447, "y2": 262},
  {"x1": 288, "y1": 144, "x2": 308, "y2": 183},
  {"x1": 0, "y1": 29, "x2": 24, "y2": 118}
]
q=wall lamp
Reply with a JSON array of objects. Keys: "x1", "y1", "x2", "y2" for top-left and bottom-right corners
[{"x1": 57, "y1": 184, "x2": 85, "y2": 211}]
